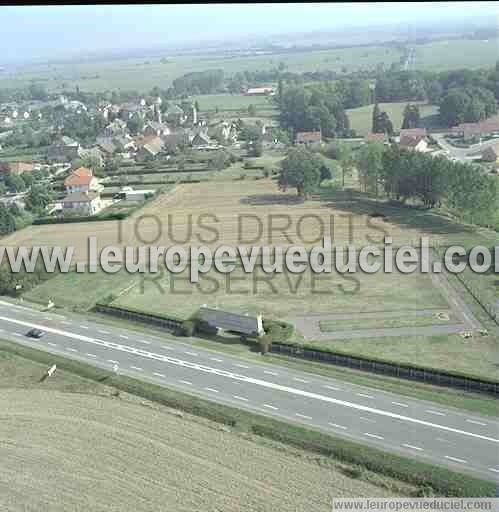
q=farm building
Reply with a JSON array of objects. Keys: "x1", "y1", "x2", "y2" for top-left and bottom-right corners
[
  {"x1": 244, "y1": 86, "x2": 275, "y2": 96},
  {"x1": 116, "y1": 187, "x2": 155, "y2": 201},
  {"x1": 295, "y1": 131, "x2": 322, "y2": 146},
  {"x1": 364, "y1": 132, "x2": 388, "y2": 144},
  {"x1": 198, "y1": 307, "x2": 265, "y2": 337},
  {"x1": 135, "y1": 136, "x2": 163, "y2": 162}
]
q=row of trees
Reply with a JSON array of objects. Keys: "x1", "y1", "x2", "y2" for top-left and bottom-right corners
[{"x1": 357, "y1": 143, "x2": 499, "y2": 225}]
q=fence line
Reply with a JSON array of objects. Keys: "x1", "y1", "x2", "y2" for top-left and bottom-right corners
[{"x1": 94, "y1": 303, "x2": 498, "y2": 397}]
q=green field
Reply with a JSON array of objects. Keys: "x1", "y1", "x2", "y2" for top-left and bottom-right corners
[
  {"x1": 346, "y1": 102, "x2": 440, "y2": 135},
  {"x1": 2, "y1": 38, "x2": 496, "y2": 94},
  {"x1": 193, "y1": 93, "x2": 275, "y2": 112}
]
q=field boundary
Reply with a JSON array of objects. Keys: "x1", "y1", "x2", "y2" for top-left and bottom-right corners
[
  {"x1": 0, "y1": 337, "x2": 495, "y2": 496},
  {"x1": 94, "y1": 303, "x2": 499, "y2": 395}
]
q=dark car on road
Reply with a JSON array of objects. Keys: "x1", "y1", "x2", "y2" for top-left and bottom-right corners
[{"x1": 26, "y1": 328, "x2": 46, "y2": 339}]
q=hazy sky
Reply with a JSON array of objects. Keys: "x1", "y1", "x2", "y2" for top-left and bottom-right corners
[{"x1": 1, "y1": 2, "x2": 498, "y2": 62}]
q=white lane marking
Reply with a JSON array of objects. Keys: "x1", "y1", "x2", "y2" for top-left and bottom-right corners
[
  {"x1": 162, "y1": 346, "x2": 173, "y2": 351},
  {"x1": 47, "y1": 342, "x2": 57, "y2": 347},
  {"x1": 356, "y1": 393, "x2": 374, "y2": 399},
  {"x1": 233, "y1": 395, "x2": 248, "y2": 402},
  {"x1": 2, "y1": 314, "x2": 498, "y2": 445},
  {"x1": 263, "y1": 404, "x2": 278, "y2": 410},
  {"x1": 426, "y1": 409, "x2": 446, "y2": 417},
  {"x1": 295, "y1": 413, "x2": 312, "y2": 420},
  {"x1": 67, "y1": 348, "x2": 78, "y2": 353},
  {"x1": 79, "y1": 325, "x2": 89, "y2": 329},
  {"x1": 360, "y1": 416, "x2": 376, "y2": 423},
  {"x1": 119, "y1": 335, "x2": 129, "y2": 339},
  {"x1": 328, "y1": 423, "x2": 347, "y2": 430},
  {"x1": 210, "y1": 357, "x2": 223, "y2": 363},
  {"x1": 179, "y1": 380, "x2": 192, "y2": 386},
  {"x1": 392, "y1": 401, "x2": 409, "y2": 408},
  {"x1": 205, "y1": 387, "x2": 219, "y2": 393},
  {"x1": 61, "y1": 321, "x2": 72, "y2": 325},
  {"x1": 13, "y1": 332, "x2": 22, "y2": 337},
  {"x1": 235, "y1": 364, "x2": 249, "y2": 369},
  {"x1": 130, "y1": 366, "x2": 143, "y2": 371},
  {"x1": 264, "y1": 370, "x2": 278, "y2": 376},
  {"x1": 86, "y1": 353, "x2": 97, "y2": 358},
  {"x1": 107, "y1": 359, "x2": 118, "y2": 363},
  {"x1": 466, "y1": 419, "x2": 487, "y2": 426},
  {"x1": 365, "y1": 433, "x2": 384, "y2": 440},
  {"x1": 488, "y1": 468, "x2": 499, "y2": 474},
  {"x1": 403, "y1": 444, "x2": 423, "y2": 451},
  {"x1": 293, "y1": 378, "x2": 309, "y2": 384},
  {"x1": 137, "y1": 340, "x2": 150, "y2": 345},
  {"x1": 185, "y1": 351, "x2": 198, "y2": 356},
  {"x1": 98, "y1": 330, "x2": 109, "y2": 334},
  {"x1": 323, "y1": 385, "x2": 340, "y2": 391},
  {"x1": 445, "y1": 455, "x2": 467, "y2": 464},
  {"x1": 153, "y1": 372, "x2": 165, "y2": 378},
  {"x1": 436, "y1": 437, "x2": 452, "y2": 444}
]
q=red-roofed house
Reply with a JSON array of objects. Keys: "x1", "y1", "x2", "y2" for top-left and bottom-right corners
[
  {"x1": 295, "y1": 131, "x2": 322, "y2": 146},
  {"x1": 399, "y1": 134, "x2": 428, "y2": 152},
  {"x1": 64, "y1": 167, "x2": 100, "y2": 194}
]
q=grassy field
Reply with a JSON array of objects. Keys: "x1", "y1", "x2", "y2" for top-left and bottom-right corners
[
  {"x1": 0, "y1": 347, "x2": 406, "y2": 511},
  {"x1": 346, "y1": 102, "x2": 440, "y2": 136},
  {"x1": 414, "y1": 38, "x2": 499, "y2": 71},
  {"x1": 193, "y1": 92, "x2": 275, "y2": 112},
  {"x1": 318, "y1": 314, "x2": 456, "y2": 332},
  {"x1": 303, "y1": 332, "x2": 498, "y2": 382},
  {"x1": 112, "y1": 264, "x2": 448, "y2": 320},
  {"x1": 2, "y1": 38, "x2": 496, "y2": 93}
]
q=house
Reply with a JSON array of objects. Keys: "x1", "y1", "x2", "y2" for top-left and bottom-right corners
[
  {"x1": 48, "y1": 136, "x2": 80, "y2": 163},
  {"x1": 244, "y1": 86, "x2": 275, "y2": 96},
  {"x1": 64, "y1": 167, "x2": 100, "y2": 194},
  {"x1": 399, "y1": 134, "x2": 428, "y2": 152},
  {"x1": 103, "y1": 119, "x2": 128, "y2": 137},
  {"x1": 208, "y1": 121, "x2": 237, "y2": 143},
  {"x1": 143, "y1": 121, "x2": 170, "y2": 137},
  {"x1": 481, "y1": 143, "x2": 499, "y2": 163},
  {"x1": 191, "y1": 131, "x2": 214, "y2": 149},
  {"x1": 62, "y1": 191, "x2": 102, "y2": 216},
  {"x1": 295, "y1": 131, "x2": 322, "y2": 146},
  {"x1": 164, "y1": 104, "x2": 185, "y2": 125},
  {"x1": 96, "y1": 137, "x2": 118, "y2": 156},
  {"x1": 135, "y1": 136, "x2": 163, "y2": 162},
  {"x1": 113, "y1": 134, "x2": 136, "y2": 153}
]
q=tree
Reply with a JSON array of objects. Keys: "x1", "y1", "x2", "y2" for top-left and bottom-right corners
[
  {"x1": 247, "y1": 104, "x2": 256, "y2": 116},
  {"x1": 356, "y1": 141, "x2": 384, "y2": 196},
  {"x1": 248, "y1": 140, "x2": 263, "y2": 157},
  {"x1": 25, "y1": 184, "x2": 52, "y2": 215},
  {"x1": 372, "y1": 103, "x2": 381, "y2": 133},
  {"x1": 402, "y1": 104, "x2": 421, "y2": 129},
  {"x1": 127, "y1": 114, "x2": 144, "y2": 135},
  {"x1": 278, "y1": 147, "x2": 322, "y2": 198},
  {"x1": 5, "y1": 174, "x2": 26, "y2": 193},
  {"x1": 333, "y1": 141, "x2": 355, "y2": 189}
]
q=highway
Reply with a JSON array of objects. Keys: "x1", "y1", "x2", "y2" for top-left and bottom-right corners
[{"x1": 0, "y1": 299, "x2": 498, "y2": 482}]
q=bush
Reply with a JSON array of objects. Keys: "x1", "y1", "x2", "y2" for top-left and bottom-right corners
[{"x1": 181, "y1": 319, "x2": 196, "y2": 337}]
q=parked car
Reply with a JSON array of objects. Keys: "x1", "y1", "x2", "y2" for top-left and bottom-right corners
[{"x1": 26, "y1": 328, "x2": 46, "y2": 339}]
